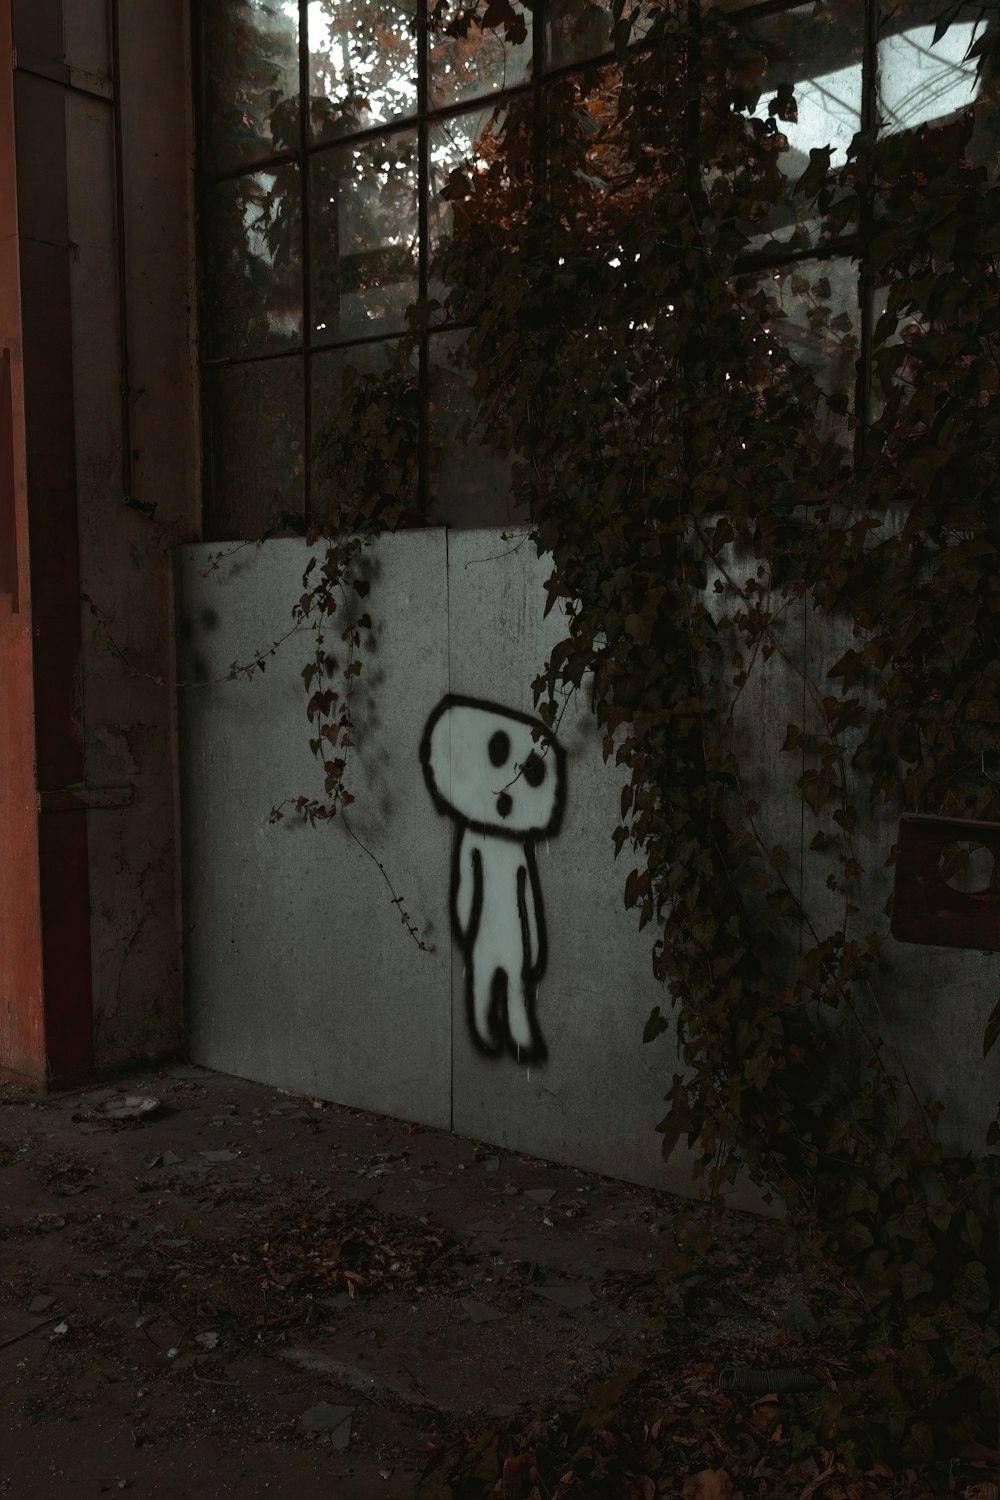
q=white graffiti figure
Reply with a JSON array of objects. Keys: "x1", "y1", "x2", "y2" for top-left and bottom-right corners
[{"x1": 420, "y1": 696, "x2": 566, "y2": 1063}]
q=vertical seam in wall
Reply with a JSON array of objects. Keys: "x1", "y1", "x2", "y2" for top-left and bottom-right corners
[
  {"x1": 109, "y1": 0, "x2": 132, "y2": 508},
  {"x1": 445, "y1": 528, "x2": 454, "y2": 1131},
  {"x1": 799, "y1": 586, "x2": 808, "y2": 945}
]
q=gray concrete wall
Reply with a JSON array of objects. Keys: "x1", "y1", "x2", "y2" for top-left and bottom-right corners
[
  {"x1": 175, "y1": 534, "x2": 454, "y2": 1128},
  {"x1": 800, "y1": 610, "x2": 1000, "y2": 1158},
  {"x1": 174, "y1": 526, "x2": 999, "y2": 1201},
  {"x1": 174, "y1": 530, "x2": 735, "y2": 1202},
  {"x1": 725, "y1": 543, "x2": 999, "y2": 1158},
  {"x1": 443, "y1": 531, "x2": 689, "y2": 1189}
]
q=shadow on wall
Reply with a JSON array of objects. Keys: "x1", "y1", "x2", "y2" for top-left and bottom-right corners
[{"x1": 421, "y1": 695, "x2": 566, "y2": 1065}]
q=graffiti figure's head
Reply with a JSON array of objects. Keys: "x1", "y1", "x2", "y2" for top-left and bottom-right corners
[{"x1": 420, "y1": 695, "x2": 566, "y2": 839}]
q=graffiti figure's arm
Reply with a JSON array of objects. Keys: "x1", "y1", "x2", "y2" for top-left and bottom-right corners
[
  {"x1": 518, "y1": 855, "x2": 543, "y2": 979},
  {"x1": 452, "y1": 830, "x2": 483, "y2": 947}
]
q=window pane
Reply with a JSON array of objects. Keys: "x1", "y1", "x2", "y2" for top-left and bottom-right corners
[
  {"x1": 200, "y1": 166, "x2": 303, "y2": 360},
  {"x1": 730, "y1": 5, "x2": 862, "y2": 254},
  {"x1": 738, "y1": 259, "x2": 860, "y2": 438},
  {"x1": 200, "y1": 0, "x2": 300, "y2": 171},
  {"x1": 310, "y1": 341, "x2": 419, "y2": 527},
  {"x1": 203, "y1": 357, "x2": 305, "y2": 540},
  {"x1": 308, "y1": 0, "x2": 418, "y2": 139},
  {"x1": 428, "y1": 74, "x2": 618, "y2": 308},
  {"x1": 427, "y1": 105, "x2": 506, "y2": 275},
  {"x1": 746, "y1": 4, "x2": 863, "y2": 166},
  {"x1": 429, "y1": 3, "x2": 531, "y2": 109},
  {"x1": 310, "y1": 132, "x2": 419, "y2": 343},
  {"x1": 546, "y1": 0, "x2": 658, "y2": 67},
  {"x1": 879, "y1": 4, "x2": 1000, "y2": 165},
  {"x1": 311, "y1": 336, "x2": 402, "y2": 457},
  {"x1": 879, "y1": 13, "x2": 984, "y2": 132},
  {"x1": 427, "y1": 328, "x2": 514, "y2": 527},
  {"x1": 546, "y1": 0, "x2": 614, "y2": 68}
]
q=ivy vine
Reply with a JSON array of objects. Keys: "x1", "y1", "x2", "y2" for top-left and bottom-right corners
[{"x1": 256, "y1": 0, "x2": 1000, "y2": 1479}]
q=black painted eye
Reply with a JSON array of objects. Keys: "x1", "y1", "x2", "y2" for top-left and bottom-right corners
[
  {"x1": 488, "y1": 730, "x2": 510, "y2": 767},
  {"x1": 523, "y1": 753, "x2": 545, "y2": 788}
]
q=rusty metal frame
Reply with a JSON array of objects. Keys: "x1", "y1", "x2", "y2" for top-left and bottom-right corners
[{"x1": 892, "y1": 813, "x2": 1000, "y2": 952}]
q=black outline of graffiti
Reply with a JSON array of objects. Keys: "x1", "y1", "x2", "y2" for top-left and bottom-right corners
[{"x1": 420, "y1": 694, "x2": 567, "y2": 1064}]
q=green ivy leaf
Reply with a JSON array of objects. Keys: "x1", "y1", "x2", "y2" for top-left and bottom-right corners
[
  {"x1": 900, "y1": 1260, "x2": 934, "y2": 1301},
  {"x1": 955, "y1": 1261, "x2": 991, "y2": 1314}
]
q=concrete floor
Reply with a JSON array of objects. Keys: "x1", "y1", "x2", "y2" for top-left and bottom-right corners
[{"x1": 0, "y1": 1064, "x2": 790, "y2": 1498}]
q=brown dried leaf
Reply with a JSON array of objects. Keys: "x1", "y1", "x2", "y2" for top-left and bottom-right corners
[
  {"x1": 799, "y1": 1465, "x2": 838, "y2": 1500},
  {"x1": 502, "y1": 1450, "x2": 537, "y2": 1498},
  {"x1": 682, "y1": 1471, "x2": 736, "y2": 1500}
]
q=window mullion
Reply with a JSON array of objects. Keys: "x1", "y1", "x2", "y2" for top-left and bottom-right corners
[
  {"x1": 418, "y1": 0, "x2": 430, "y2": 516},
  {"x1": 299, "y1": 0, "x2": 313, "y2": 520},
  {"x1": 855, "y1": 0, "x2": 879, "y2": 461}
]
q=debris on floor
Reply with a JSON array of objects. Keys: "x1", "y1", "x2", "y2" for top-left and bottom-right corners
[{"x1": 0, "y1": 1062, "x2": 951, "y2": 1499}]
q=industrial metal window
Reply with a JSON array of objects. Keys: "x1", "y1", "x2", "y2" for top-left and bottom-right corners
[{"x1": 194, "y1": 0, "x2": 997, "y2": 541}]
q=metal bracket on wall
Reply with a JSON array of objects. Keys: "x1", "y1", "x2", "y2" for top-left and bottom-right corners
[
  {"x1": 891, "y1": 812, "x2": 1000, "y2": 950},
  {"x1": 38, "y1": 786, "x2": 134, "y2": 813}
]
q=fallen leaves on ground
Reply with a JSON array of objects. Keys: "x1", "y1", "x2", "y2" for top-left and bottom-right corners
[
  {"x1": 682, "y1": 1469, "x2": 738, "y2": 1500},
  {"x1": 233, "y1": 1188, "x2": 459, "y2": 1302},
  {"x1": 416, "y1": 1353, "x2": 991, "y2": 1500}
]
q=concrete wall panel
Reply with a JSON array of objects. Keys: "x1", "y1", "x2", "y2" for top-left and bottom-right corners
[
  {"x1": 442, "y1": 531, "x2": 709, "y2": 1195},
  {"x1": 176, "y1": 525, "x2": 999, "y2": 1192},
  {"x1": 174, "y1": 529, "x2": 773, "y2": 1206},
  {"x1": 175, "y1": 533, "x2": 453, "y2": 1127},
  {"x1": 803, "y1": 608, "x2": 1000, "y2": 1157}
]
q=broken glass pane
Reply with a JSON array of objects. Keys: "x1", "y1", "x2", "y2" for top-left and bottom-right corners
[
  {"x1": 310, "y1": 131, "x2": 419, "y2": 343},
  {"x1": 308, "y1": 0, "x2": 418, "y2": 141},
  {"x1": 200, "y1": 166, "x2": 303, "y2": 359},
  {"x1": 429, "y1": 1, "x2": 532, "y2": 110},
  {"x1": 200, "y1": 0, "x2": 300, "y2": 171}
]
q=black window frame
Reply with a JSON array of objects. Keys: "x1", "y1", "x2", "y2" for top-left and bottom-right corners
[{"x1": 192, "y1": 0, "x2": 991, "y2": 539}]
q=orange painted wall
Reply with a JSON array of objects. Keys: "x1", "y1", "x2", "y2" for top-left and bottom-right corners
[{"x1": 0, "y1": 0, "x2": 45, "y2": 1083}]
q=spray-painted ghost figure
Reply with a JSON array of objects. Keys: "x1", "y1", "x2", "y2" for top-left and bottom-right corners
[{"x1": 420, "y1": 696, "x2": 566, "y2": 1063}]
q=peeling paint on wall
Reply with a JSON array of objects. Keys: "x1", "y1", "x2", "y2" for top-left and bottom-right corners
[{"x1": 420, "y1": 696, "x2": 566, "y2": 1064}]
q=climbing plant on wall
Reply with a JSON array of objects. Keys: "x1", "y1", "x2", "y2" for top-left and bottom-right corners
[
  {"x1": 417, "y1": 0, "x2": 1000, "y2": 1476},
  {"x1": 202, "y1": 0, "x2": 1000, "y2": 1477}
]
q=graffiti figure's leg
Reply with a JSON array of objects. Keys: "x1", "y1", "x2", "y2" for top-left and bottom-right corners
[
  {"x1": 468, "y1": 951, "x2": 503, "y2": 1056},
  {"x1": 505, "y1": 858, "x2": 547, "y2": 1062},
  {"x1": 505, "y1": 969, "x2": 533, "y2": 1055}
]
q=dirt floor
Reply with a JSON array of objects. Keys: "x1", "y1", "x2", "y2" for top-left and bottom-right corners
[{"x1": 0, "y1": 1063, "x2": 798, "y2": 1498}]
